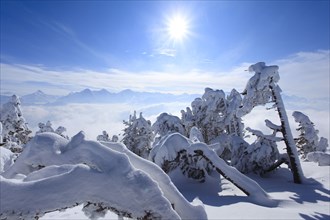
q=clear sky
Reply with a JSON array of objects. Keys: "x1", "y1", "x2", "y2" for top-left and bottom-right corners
[{"x1": 1, "y1": 0, "x2": 329, "y2": 98}]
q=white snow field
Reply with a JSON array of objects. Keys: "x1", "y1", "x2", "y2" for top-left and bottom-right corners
[
  {"x1": 0, "y1": 132, "x2": 206, "y2": 220},
  {"x1": 1, "y1": 131, "x2": 329, "y2": 220}
]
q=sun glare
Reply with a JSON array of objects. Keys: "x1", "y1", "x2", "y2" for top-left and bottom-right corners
[{"x1": 167, "y1": 14, "x2": 189, "y2": 42}]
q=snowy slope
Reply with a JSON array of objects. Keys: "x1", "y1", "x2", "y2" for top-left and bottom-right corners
[{"x1": 38, "y1": 158, "x2": 330, "y2": 220}]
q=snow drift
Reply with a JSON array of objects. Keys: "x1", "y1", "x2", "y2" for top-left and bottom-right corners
[{"x1": 0, "y1": 132, "x2": 206, "y2": 219}]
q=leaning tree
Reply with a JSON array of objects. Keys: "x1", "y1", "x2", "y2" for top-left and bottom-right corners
[{"x1": 237, "y1": 62, "x2": 304, "y2": 184}]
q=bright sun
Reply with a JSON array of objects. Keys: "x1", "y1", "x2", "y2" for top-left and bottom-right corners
[{"x1": 167, "y1": 14, "x2": 189, "y2": 41}]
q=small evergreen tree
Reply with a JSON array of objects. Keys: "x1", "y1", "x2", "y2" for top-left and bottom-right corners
[
  {"x1": 181, "y1": 88, "x2": 244, "y2": 144},
  {"x1": 292, "y1": 111, "x2": 328, "y2": 157},
  {"x1": 152, "y1": 113, "x2": 185, "y2": 137},
  {"x1": 122, "y1": 111, "x2": 153, "y2": 159},
  {"x1": 0, "y1": 95, "x2": 32, "y2": 152}
]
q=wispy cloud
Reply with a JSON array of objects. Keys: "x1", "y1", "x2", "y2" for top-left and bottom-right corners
[
  {"x1": 154, "y1": 48, "x2": 177, "y2": 57},
  {"x1": 275, "y1": 50, "x2": 330, "y2": 99}
]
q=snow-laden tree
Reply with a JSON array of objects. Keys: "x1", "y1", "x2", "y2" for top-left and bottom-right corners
[
  {"x1": 97, "y1": 131, "x2": 119, "y2": 142},
  {"x1": 122, "y1": 111, "x2": 153, "y2": 159},
  {"x1": 181, "y1": 88, "x2": 244, "y2": 144},
  {"x1": 149, "y1": 133, "x2": 275, "y2": 207},
  {"x1": 36, "y1": 120, "x2": 69, "y2": 139},
  {"x1": 0, "y1": 95, "x2": 32, "y2": 152},
  {"x1": 1, "y1": 131, "x2": 207, "y2": 220},
  {"x1": 96, "y1": 130, "x2": 110, "y2": 142},
  {"x1": 181, "y1": 107, "x2": 194, "y2": 137},
  {"x1": 292, "y1": 111, "x2": 328, "y2": 158},
  {"x1": 152, "y1": 112, "x2": 185, "y2": 139},
  {"x1": 237, "y1": 62, "x2": 304, "y2": 183},
  {"x1": 225, "y1": 89, "x2": 244, "y2": 137},
  {"x1": 231, "y1": 127, "x2": 280, "y2": 174}
]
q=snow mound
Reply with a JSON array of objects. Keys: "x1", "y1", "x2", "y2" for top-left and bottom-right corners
[
  {"x1": 102, "y1": 141, "x2": 207, "y2": 220},
  {"x1": 0, "y1": 132, "x2": 188, "y2": 219}
]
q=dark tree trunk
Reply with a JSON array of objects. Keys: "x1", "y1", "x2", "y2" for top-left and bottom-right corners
[{"x1": 270, "y1": 82, "x2": 304, "y2": 184}]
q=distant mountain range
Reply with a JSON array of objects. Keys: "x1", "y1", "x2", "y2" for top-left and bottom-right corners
[
  {"x1": 0, "y1": 89, "x2": 328, "y2": 111},
  {"x1": 0, "y1": 89, "x2": 199, "y2": 106}
]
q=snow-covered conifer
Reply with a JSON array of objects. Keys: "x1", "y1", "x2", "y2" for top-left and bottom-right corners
[
  {"x1": 122, "y1": 111, "x2": 153, "y2": 158},
  {"x1": 292, "y1": 111, "x2": 328, "y2": 157},
  {"x1": 231, "y1": 127, "x2": 280, "y2": 174},
  {"x1": 152, "y1": 112, "x2": 185, "y2": 139},
  {"x1": 237, "y1": 62, "x2": 304, "y2": 183},
  {"x1": 226, "y1": 89, "x2": 244, "y2": 137},
  {"x1": 181, "y1": 88, "x2": 244, "y2": 144},
  {"x1": 181, "y1": 107, "x2": 194, "y2": 136},
  {"x1": 0, "y1": 95, "x2": 32, "y2": 151}
]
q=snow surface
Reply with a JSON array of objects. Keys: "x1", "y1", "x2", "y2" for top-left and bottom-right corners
[
  {"x1": 102, "y1": 141, "x2": 207, "y2": 220},
  {"x1": 10, "y1": 148, "x2": 328, "y2": 220},
  {"x1": 0, "y1": 147, "x2": 16, "y2": 173},
  {"x1": 0, "y1": 132, "x2": 191, "y2": 219}
]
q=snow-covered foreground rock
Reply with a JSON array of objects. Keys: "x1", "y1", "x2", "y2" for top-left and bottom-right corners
[{"x1": 0, "y1": 132, "x2": 206, "y2": 219}]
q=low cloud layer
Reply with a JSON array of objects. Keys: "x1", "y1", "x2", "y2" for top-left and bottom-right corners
[
  {"x1": 22, "y1": 100, "x2": 329, "y2": 145},
  {"x1": 22, "y1": 102, "x2": 190, "y2": 141}
]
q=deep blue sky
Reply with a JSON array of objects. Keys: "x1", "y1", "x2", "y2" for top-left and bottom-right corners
[
  {"x1": 1, "y1": 0, "x2": 329, "y2": 71},
  {"x1": 0, "y1": 1, "x2": 329, "y2": 98}
]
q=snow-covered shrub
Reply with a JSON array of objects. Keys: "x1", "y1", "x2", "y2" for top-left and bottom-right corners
[
  {"x1": 122, "y1": 111, "x2": 153, "y2": 159},
  {"x1": 231, "y1": 128, "x2": 280, "y2": 174},
  {"x1": 36, "y1": 120, "x2": 69, "y2": 139},
  {"x1": 111, "y1": 135, "x2": 119, "y2": 142},
  {"x1": 97, "y1": 130, "x2": 110, "y2": 142},
  {"x1": 97, "y1": 131, "x2": 119, "y2": 142},
  {"x1": 292, "y1": 111, "x2": 328, "y2": 157},
  {"x1": 0, "y1": 95, "x2": 32, "y2": 152}
]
